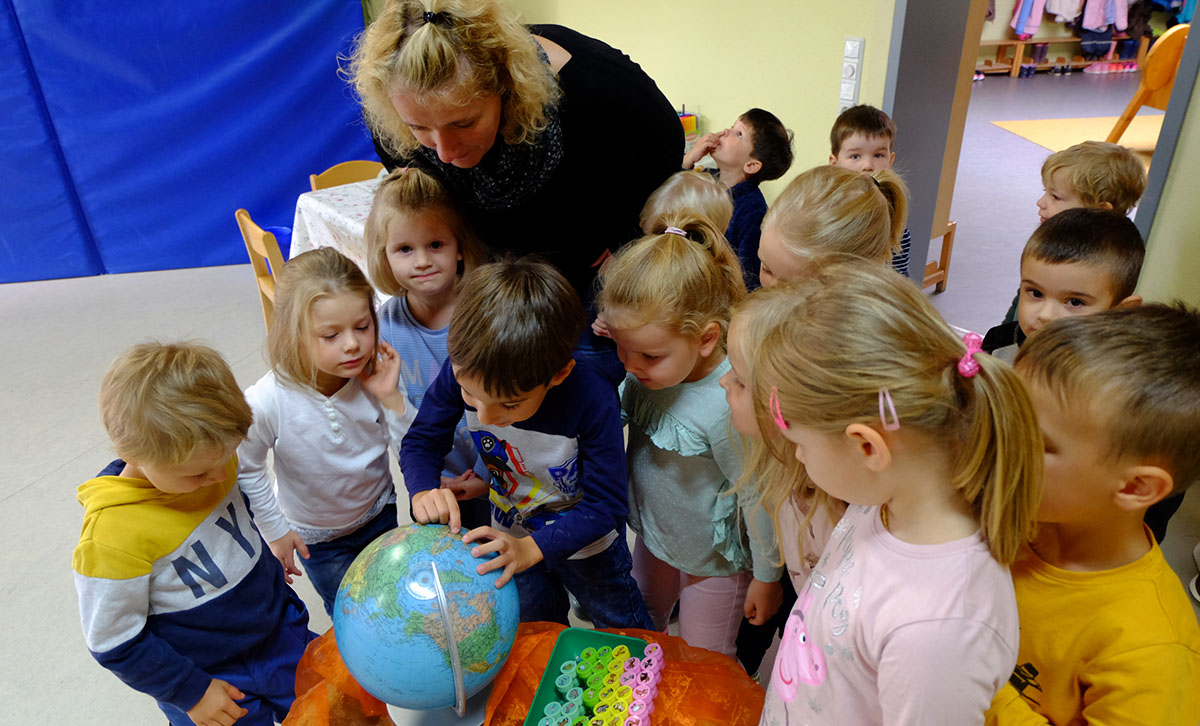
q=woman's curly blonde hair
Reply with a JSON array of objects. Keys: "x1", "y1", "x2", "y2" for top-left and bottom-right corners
[{"x1": 348, "y1": 0, "x2": 561, "y2": 159}]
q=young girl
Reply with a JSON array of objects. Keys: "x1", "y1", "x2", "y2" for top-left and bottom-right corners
[
  {"x1": 639, "y1": 169, "x2": 732, "y2": 236},
  {"x1": 238, "y1": 247, "x2": 408, "y2": 615},
  {"x1": 748, "y1": 260, "x2": 1042, "y2": 725},
  {"x1": 757, "y1": 165, "x2": 908, "y2": 287},
  {"x1": 365, "y1": 167, "x2": 490, "y2": 525},
  {"x1": 598, "y1": 211, "x2": 782, "y2": 657}
]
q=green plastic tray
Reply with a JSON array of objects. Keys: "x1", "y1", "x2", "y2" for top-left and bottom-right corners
[{"x1": 522, "y1": 628, "x2": 648, "y2": 726}]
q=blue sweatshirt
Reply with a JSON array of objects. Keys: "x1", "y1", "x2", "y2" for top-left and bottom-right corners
[
  {"x1": 400, "y1": 357, "x2": 628, "y2": 567},
  {"x1": 73, "y1": 457, "x2": 307, "y2": 712}
]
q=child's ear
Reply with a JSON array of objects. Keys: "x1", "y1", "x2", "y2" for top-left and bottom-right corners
[
  {"x1": 547, "y1": 358, "x2": 576, "y2": 389},
  {"x1": 844, "y1": 423, "x2": 892, "y2": 473},
  {"x1": 743, "y1": 158, "x2": 763, "y2": 177},
  {"x1": 698, "y1": 321, "x2": 722, "y2": 358},
  {"x1": 888, "y1": 151, "x2": 896, "y2": 166},
  {"x1": 1114, "y1": 465, "x2": 1174, "y2": 511},
  {"x1": 1115, "y1": 294, "x2": 1142, "y2": 308},
  {"x1": 828, "y1": 154, "x2": 838, "y2": 165},
  {"x1": 1097, "y1": 201, "x2": 1114, "y2": 211}
]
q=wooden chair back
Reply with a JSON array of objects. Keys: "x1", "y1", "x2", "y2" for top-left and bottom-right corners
[
  {"x1": 235, "y1": 208, "x2": 286, "y2": 333},
  {"x1": 1108, "y1": 24, "x2": 1190, "y2": 143},
  {"x1": 309, "y1": 160, "x2": 385, "y2": 191}
]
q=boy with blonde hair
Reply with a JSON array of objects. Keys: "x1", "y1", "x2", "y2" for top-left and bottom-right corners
[
  {"x1": 1036, "y1": 140, "x2": 1146, "y2": 222},
  {"x1": 982, "y1": 208, "x2": 1143, "y2": 362},
  {"x1": 75, "y1": 342, "x2": 312, "y2": 726},
  {"x1": 987, "y1": 305, "x2": 1200, "y2": 725}
]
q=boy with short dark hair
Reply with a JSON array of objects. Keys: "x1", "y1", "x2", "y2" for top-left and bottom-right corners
[
  {"x1": 684, "y1": 107, "x2": 794, "y2": 287},
  {"x1": 982, "y1": 207, "x2": 1144, "y2": 362},
  {"x1": 400, "y1": 257, "x2": 653, "y2": 630},
  {"x1": 828, "y1": 104, "x2": 911, "y2": 277},
  {"x1": 986, "y1": 305, "x2": 1200, "y2": 725},
  {"x1": 74, "y1": 342, "x2": 312, "y2": 726}
]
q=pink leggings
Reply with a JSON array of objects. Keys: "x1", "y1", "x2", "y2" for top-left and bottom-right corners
[{"x1": 631, "y1": 537, "x2": 751, "y2": 657}]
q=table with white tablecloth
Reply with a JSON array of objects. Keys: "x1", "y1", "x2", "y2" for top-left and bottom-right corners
[{"x1": 290, "y1": 178, "x2": 382, "y2": 276}]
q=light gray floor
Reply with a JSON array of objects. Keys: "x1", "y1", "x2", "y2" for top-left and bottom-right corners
[{"x1": 2, "y1": 70, "x2": 1195, "y2": 725}]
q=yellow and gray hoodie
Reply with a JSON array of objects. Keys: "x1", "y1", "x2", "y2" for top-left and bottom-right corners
[{"x1": 73, "y1": 457, "x2": 305, "y2": 712}]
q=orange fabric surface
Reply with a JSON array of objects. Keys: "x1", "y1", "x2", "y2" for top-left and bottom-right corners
[
  {"x1": 285, "y1": 624, "x2": 766, "y2": 726},
  {"x1": 486, "y1": 623, "x2": 766, "y2": 726}
]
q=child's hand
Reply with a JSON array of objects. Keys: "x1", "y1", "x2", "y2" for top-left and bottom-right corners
[
  {"x1": 440, "y1": 471, "x2": 490, "y2": 501},
  {"x1": 268, "y1": 531, "x2": 310, "y2": 584},
  {"x1": 682, "y1": 131, "x2": 722, "y2": 168},
  {"x1": 591, "y1": 313, "x2": 612, "y2": 339},
  {"x1": 462, "y1": 527, "x2": 543, "y2": 587},
  {"x1": 743, "y1": 577, "x2": 783, "y2": 626},
  {"x1": 360, "y1": 341, "x2": 407, "y2": 413},
  {"x1": 412, "y1": 489, "x2": 463, "y2": 532},
  {"x1": 187, "y1": 678, "x2": 247, "y2": 726}
]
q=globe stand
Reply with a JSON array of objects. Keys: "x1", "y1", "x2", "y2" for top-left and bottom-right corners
[
  {"x1": 386, "y1": 561, "x2": 489, "y2": 725},
  {"x1": 384, "y1": 683, "x2": 491, "y2": 726}
]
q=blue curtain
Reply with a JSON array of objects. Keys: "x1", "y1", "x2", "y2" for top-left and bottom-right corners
[{"x1": 1, "y1": 1, "x2": 375, "y2": 283}]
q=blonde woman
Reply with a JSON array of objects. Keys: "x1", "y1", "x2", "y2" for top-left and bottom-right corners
[{"x1": 350, "y1": 0, "x2": 682, "y2": 325}]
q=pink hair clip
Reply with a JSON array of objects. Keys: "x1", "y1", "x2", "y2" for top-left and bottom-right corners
[
  {"x1": 769, "y1": 386, "x2": 788, "y2": 431},
  {"x1": 958, "y1": 332, "x2": 984, "y2": 378},
  {"x1": 663, "y1": 226, "x2": 687, "y2": 237},
  {"x1": 878, "y1": 388, "x2": 900, "y2": 431}
]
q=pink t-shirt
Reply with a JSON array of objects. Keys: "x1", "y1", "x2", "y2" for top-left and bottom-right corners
[
  {"x1": 777, "y1": 494, "x2": 838, "y2": 592},
  {"x1": 760, "y1": 505, "x2": 1019, "y2": 726}
]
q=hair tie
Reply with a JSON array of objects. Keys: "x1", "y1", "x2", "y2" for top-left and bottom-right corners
[
  {"x1": 871, "y1": 175, "x2": 882, "y2": 189},
  {"x1": 423, "y1": 9, "x2": 448, "y2": 25},
  {"x1": 769, "y1": 386, "x2": 788, "y2": 431},
  {"x1": 663, "y1": 226, "x2": 688, "y2": 238},
  {"x1": 878, "y1": 388, "x2": 900, "y2": 431},
  {"x1": 958, "y1": 332, "x2": 983, "y2": 378}
]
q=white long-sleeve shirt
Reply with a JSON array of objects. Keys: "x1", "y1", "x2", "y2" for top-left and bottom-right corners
[{"x1": 237, "y1": 372, "x2": 400, "y2": 544}]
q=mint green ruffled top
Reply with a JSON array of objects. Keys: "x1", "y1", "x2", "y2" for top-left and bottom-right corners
[{"x1": 621, "y1": 359, "x2": 782, "y2": 582}]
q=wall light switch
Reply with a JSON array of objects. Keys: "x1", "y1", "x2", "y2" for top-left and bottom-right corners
[{"x1": 844, "y1": 38, "x2": 864, "y2": 59}]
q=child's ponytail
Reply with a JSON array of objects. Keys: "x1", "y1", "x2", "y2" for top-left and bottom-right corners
[
  {"x1": 871, "y1": 168, "x2": 909, "y2": 257},
  {"x1": 952, "y1": 353, "x2": 1042, "y2": 564},
  {"x1": 599, "y1": 210, "x2": 746, "y2": 341},
  {"x1": 749, "y1": 259, "x2": 1042, "y2": 565}
]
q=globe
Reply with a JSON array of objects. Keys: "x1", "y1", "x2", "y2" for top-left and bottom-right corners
[{"x1": 333, "y1": 523, "x2": 520, "y2": 712}]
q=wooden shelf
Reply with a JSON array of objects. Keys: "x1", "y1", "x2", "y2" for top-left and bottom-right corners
[{"x1": 976, "y1": 34, "x2": 1146, "y2": 77}]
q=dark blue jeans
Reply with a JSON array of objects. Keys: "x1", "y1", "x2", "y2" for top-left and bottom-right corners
[
  {"x1": 159, "y1": 592, "x2": 313, "y2": 725},
  {"x1": 515, "y1": 531, "x2": 653, "y2": 630},
  {"x1": 304, "y1": 502, "x2": 398, "y2": 616}
]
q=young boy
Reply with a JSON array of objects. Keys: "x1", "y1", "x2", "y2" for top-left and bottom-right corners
[
  {"x1": 1036, "y1": 140, "x2": 1146, "y2": 223},
  {"x1": 74, "y1": 343, "x2": 312, "y2": 726},
  {"x1": 400, "y1": 257, "x2": 654, "y2": 630},
  {"x1": 684, "y1": 108, "x2": 794, "y2": 288},
  {"x1": 982, "y1": 207, "x2": 1143, "y2": 363},
  {"x1": 828, "y1": 104, "x2": 911, "y2": 277},
  {"x1": 999, "y1": 140, "x2": 1147, "y2": 322},
  {"x1": 986, "y1": 305, "x2": 1200, "y2": 725}
]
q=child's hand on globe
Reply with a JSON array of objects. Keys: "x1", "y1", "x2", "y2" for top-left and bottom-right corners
[
  {"x1": 412, "y1": 489, "x2": 463, "y2": 532},
  {"x1": 463, "y1": 527, "x2": 543, "y2": 587}
]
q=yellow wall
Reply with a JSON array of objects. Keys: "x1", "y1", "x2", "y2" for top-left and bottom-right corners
[
  {"x1": 1138, "y1": 68, "x2": 1200, "y2": 306},
  {"x1": 509, "y1": 0, "x2": 897, "y2": 201}
]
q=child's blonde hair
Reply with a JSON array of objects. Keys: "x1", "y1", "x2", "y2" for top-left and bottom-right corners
[
  {"x1": 1042, "y1": 141, "x2": 1146, "y2": 215},
  {"x1": 349, "y1": 0, "x2": 560, "y2": 159},
  {"x1": 99, "y1": 342, "x2": 253, "y2": 466},
  {"x1": 598, "y1": 212, "x2": 747, "y2": 345},
  {"x1": 1016, "y1": 303, "x2": 1200, "y2": 495},
  {"x1": 732, "y1": 287, "x2": 844, "y2": 565},
  {"x1": 639, "y1": 170, "x2": 733, "y2": 235},
  {"x1": 365, "y1": 167, "x2": 487, "y2": 297},
  {"x1": 753, "y1": 260, "x2": 1042, "y2": 565},
  {"x1": 269, "y1": 248, "x2": 379, "y2": 390},
  {"x1": 762, "y1": 165, "x2": 908, "y2": 264}
]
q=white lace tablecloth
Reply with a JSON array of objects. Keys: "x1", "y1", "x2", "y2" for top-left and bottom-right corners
[{"x1": 290, "y1": 178, "x2": 382, "y2": 275}]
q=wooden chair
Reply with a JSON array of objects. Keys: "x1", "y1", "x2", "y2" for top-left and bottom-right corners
[
  {"x1": 235, "y1": 208, "x2": 286, "y2": 333},
  {"x1": 309, "y1": 160, "x2": 385, "y2": 191},
  {"x1": 1107, "y1": 24, "x2": 1190, "y2": 144},
  {"x1": 922, "y1": 221, "x2": 957, "y2": 294}
]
